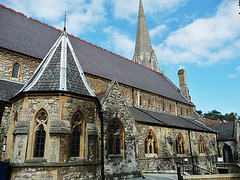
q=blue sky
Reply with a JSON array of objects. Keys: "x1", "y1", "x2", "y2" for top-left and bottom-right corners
[{"x1": 1, "y1": 0, "x2": 240, "y2": 116}]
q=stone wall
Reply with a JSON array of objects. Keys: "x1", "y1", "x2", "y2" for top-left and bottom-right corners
[
  {"x1": 1, "y1": 93, "x2": 101, "y2": 179},
  {"x1": 100, "y1": 80, "x2": 142, "y2": 179},
  {"x1": 0, "y1": 49, "x2": 40, "y2": 82},
  {"x1": 10, "y1": 163, "x2": 101, "y2": 180},
  {"x1": 86, "y1": 74, "x2": 194, "y2": 119},
  {"x1": 135, "y1": 123, "x2": 218, "y2": 171}
]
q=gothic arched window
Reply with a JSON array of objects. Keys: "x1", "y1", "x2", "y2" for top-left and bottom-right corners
[
  {"x1": 180, "y1": 107, "x2": 183, "y2": 116},
  {"x1": 145, "y1": 130, "x2": 158, "y2": 155},
  {"x1": 162, "y1": 102, "x2": 165, "y2": 112},
  {"x1": 107, "y1": 119, "x2": 124, "y2": 155},
  {"x1": 169, "y1": 104, "x2": 172, "y2": 113},
  {"x1": 199, "y1": 135, "x2": 206, "y2": 153},
  {"x1": 12, "y1": 63, "x2": 20, "y2": 79},
  {"x1": 34, "y1": 109, "x2": 48, "y2": 157},
  {"x1": 70, "y1": 111, "x2": 84, "y2": 157},
  {"x1": 176, "y1": 133, "x2": 185, "y2": 154},
  {"x1": 148, "y1": 98, "x2": 151, "y2": 108}
]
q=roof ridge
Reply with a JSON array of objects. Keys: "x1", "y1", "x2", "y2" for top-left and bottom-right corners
[
  {"x1": 0, "y1": 4, "x2": 27, "y2": 17},
  {"x1": 206, "y1": 121, "x2": 235, "y2": 126},
  {"x1": 95, "y1": 89, "x2": 107, "y2": 95},
  {"x1": 205, "y1": 118, "x2": 219, "y2": 122},
  {"x1": 0, "y1": 3, "x2": 163, "y2": 76}
]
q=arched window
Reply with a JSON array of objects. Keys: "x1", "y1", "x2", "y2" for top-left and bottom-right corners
[
  {"x1": 180, "y1": 107, "x2": 183, "y2": 115},
  {"x1": 199, "y1": 135, "x2": 206, "y2": 153},
  {"x1": 33, "y1": 109, "x2": 48, "y2": 157},
  {"x1": 148, "y1": 98, "x2": 151, "y2": 108},
  {"x1": 107, "y1": 119, "x2": 124, "y2": 155},
  {"x1": 186, "y1": 109, "x2": 188, "y2": 116},
  {"x1": 169, "y1": 104, "x2": 172, "y2": 113},
  {"x1": 162, "y1": 102, "x2": 165, "y2": 112},
  {"x1": 145, "y1": 130, "x2": 158, "y2": 155},
  {"x1": 12, "y1": 63, "x2": 20, "y2": 78},
  {"x1": 139, "y1": 96, "x2": 142, "y2": 107},
  {"x1": 70, "y1": 111, "x2": 84, "y2": 157},
  {"x1": 176, "y1": 133, "x2": 185, "y2": 154}
]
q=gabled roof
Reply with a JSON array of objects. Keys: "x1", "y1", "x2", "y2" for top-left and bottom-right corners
[
  {"x1": 0, "y1": 78, "x2": 24, "y2": 102},
  {"x1": 0, "y1": 4, "x2": 191, "y2": 105},
  {"x1": 207, "y1": 121, "x2": 235, "y2": 141},
  {"x1": 15, "y1": 30, "x2": 95, "y2": 97},
  {"x1": 130, "y1": 106, "x2": 217, "y2": 133}
]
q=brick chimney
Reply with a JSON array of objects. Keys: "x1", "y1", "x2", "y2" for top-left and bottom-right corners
[{"x1": 178, "y1": 69, "x2": 191, "y2": 102}]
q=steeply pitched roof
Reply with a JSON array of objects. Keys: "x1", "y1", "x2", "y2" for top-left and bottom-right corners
[
  {"x1": 206, "y1": 121, "x2": 235, "y2": 141},
  {"x1": 0, "y1": 4, "x2": 191, "y2": 105},
  {"x1": 205, "y1": 118, "x2": 221, "y2": 125},
  {"x1": 130, "y1": 106, "x2": 217, "y2": 133},
  {"x1": 0, "y1": 78, "x2": 24, "y2": 102},
  {"x1": 16, "y1": 30, "x2": 95, "y2": 97}
]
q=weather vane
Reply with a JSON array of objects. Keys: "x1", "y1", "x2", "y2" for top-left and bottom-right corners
[{"x1": 63, "y1": 11, "x2": 66, "y2": 32}]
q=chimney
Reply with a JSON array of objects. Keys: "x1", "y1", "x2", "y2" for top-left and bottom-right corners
[{"x1": 178, "y1": 69, "x2": 191, "y2": 102}]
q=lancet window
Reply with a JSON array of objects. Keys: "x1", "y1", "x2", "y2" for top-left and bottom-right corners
[
  {"x1": 145, "y1": 130, "x2": 158, "y2": 154},
  {"x1": 70, "y1": 111, "x2": 84, "y2": 157},
  {"x1": 33, "y1": 109, "x2": 48, "y2": 157},
  {"x1": 107, "y1": 119, "x2": 124, "y2": 155},
  {"x1": 12, "y1": 62, "x2": 20, "y2": 79},
  {"x1": 176, "y1": 133, "x2": 185, "y2": 154},
  {"x1": 199, "y1": 135, "x2": 206, "y2": 153}
]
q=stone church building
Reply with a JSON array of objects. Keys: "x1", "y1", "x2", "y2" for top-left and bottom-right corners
[{"x1": 0, "y1": 0, "x2": 221, "y2": 179}]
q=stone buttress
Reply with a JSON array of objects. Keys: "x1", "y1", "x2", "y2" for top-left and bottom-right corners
[{"x1": 98, "y1": 79, "x2": 142, "y2": 179}]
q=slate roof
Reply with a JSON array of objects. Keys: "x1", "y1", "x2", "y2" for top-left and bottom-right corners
[
  {"x1": 0, "y1": 4, "x2": 191, "y2": 105},
  {"x1": 17, "y1": 30, "x2": 95, "y2": 97},
  {"x1": 0, "y1": 78, "x2": 24, "y2": 102},
  {"x1": 205, "y1": 118, "x2": 220, "y2": 125},
  {"x1": 130, "y1": 106, "x2": 217, "y2": 133},
  {"x1": 207, "y1": 122, "x2": 235, "y2": 141}
]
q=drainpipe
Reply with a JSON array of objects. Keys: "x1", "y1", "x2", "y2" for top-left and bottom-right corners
[
  {"x1": 188, "y1": 130, "x2": 194, "y2": 171},
  {"x1": 132, "y1": 88, "x2": 134, "y2": 107},
  {"x1": 98, "y1": 109, "x2": 105, "y2": 180}
]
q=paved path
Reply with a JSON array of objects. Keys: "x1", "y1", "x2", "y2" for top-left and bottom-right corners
[{"x1": 129, "y1": 173, "x2": 178, "y2": 180}]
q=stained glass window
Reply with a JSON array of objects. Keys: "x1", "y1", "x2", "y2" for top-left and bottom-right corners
[
  {"x1": 199, "y1": 135, "x2": 206, "y2": 153},
  {"x1": 176, "y1": 133, "x2": 185, "y2": 154},
  {"x1": 145, "y1": 130, "x2": 157, "y2": 154}
]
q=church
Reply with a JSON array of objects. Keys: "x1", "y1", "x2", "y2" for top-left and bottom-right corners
[{"x1": 0, "y1": 0, "x2": 222, "y2": 179}]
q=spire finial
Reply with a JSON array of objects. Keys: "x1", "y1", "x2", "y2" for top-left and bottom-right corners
[{"x1": 63, "y1": 11, "x2": 66, "y2": 32}]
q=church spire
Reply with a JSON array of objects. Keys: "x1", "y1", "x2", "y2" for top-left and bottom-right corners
[{"x1": 133, "y1": 0, "x2": 160, "y2": 72}]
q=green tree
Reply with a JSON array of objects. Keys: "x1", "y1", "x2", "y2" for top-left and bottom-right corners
[{"x1": 201, "y1": 110, "x2": 239, "y2": 122}]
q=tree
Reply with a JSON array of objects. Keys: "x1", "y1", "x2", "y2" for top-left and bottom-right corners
[{"x1": 200, "y1": 110, "x2": 239, "y2": 122}]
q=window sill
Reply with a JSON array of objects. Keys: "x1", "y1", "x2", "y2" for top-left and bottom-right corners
[
  {"x1": 25, "y1": 158, "x2": 47, "y2": 163},
  {"x1": 145, "y1": 153, "x2": 158, "y2": 158},
  {"x1": 108, "y1": 154, "x2": 123, "y2": 161}
]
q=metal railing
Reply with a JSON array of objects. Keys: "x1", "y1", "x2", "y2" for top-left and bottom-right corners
[{"x1": 180, "y1": 163, "x2": 213, "y2": 175}]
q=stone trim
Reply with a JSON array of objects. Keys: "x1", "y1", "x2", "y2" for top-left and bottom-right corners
[
  {"x1": 9, "y1": 161, "x2": 100, "y2": 168},
  {"x1": 12, "y1": 121, "x2": 30, "y2": 135},
  {"x1": 49, "y1": 120, "x2": 70, "y2": 135}
]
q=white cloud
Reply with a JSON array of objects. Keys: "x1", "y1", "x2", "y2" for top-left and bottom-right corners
[
  {"x1": 227, "y1": 66, "x2": 240, "y2": 79},
  {"x1": 150, "y1": 25, "x2": 167, "y2": 38},
  {"x1": 111, "y1": 0, "x2": 188, "y2": 22},
  {"x1": 155, "y1": 0, "x2": 240, "y2": 66},
  {"x1": 103, "y1": 26, "x2": 135, "y2": 59},
  {"x1": 3, "y1": 0, "x2": 106, "y2": 35}
]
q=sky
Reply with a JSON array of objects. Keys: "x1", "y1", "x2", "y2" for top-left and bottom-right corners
[{"x1": 1, "y1": 0, "x2": 240, "y2": 116}]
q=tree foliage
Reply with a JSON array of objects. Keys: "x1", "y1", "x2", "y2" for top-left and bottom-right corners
[{"x1": 197, "y1": 110, "x2": 240, "y2": 122}]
